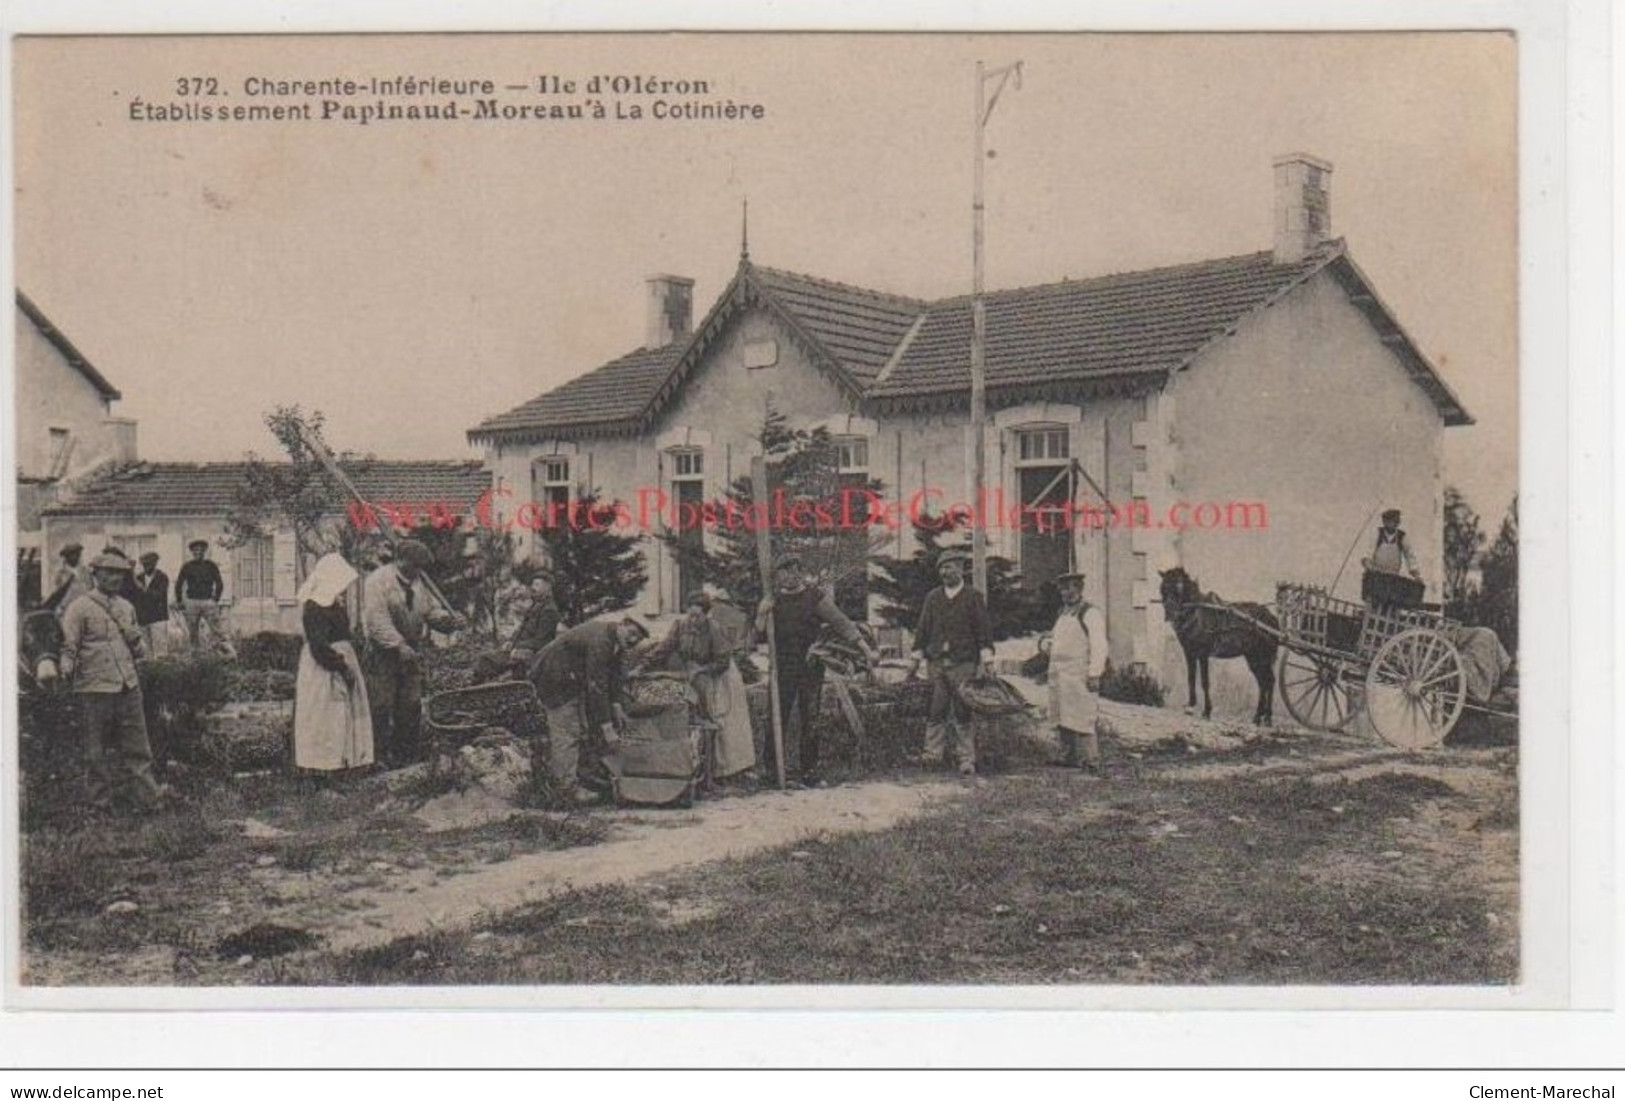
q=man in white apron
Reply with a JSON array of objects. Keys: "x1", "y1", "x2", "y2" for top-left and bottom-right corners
[{"x1": 1048, "y1": 570, "x2": 1107, "y2": 773}]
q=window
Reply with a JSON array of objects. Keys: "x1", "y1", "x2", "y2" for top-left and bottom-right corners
[
  {"x1": 108, "y1": 534, "x2": 157, "y2": 561},
  {"x1": 834, "y1": 436, "x2": 869, "y2": 474},
  {"x1": 1016, "y1": 427, "x2": 1070, "y2": 463},
  {"x1": 668, "y1": 450, "x2": 706, "y2": 608},
  {"x1": 234, "y1": 536, "x2": 276, "y2": 599},
  {"x1": 537, "y1": 458, "x2": 571, "y2": 526},
  {"x1": 47, "y1": 428, "x2": 71, "y2": 477},
  {"x1": 1013, "y1": 426, "x2": 1073, "y2": 587}
]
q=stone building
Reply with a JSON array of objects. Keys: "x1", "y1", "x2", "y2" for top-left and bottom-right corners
[{"x1": 468, "y1": 155, "x2": 1472, "y2": 712}]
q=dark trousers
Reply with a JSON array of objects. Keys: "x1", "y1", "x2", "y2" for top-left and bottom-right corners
[
  {"x1": 765, "y1": 654, "x2": 824, "y2": 781},
  {"x1": 77, "y1": 687, "x2": 162, "y2": 809},
  {"x1": 365, "y1": 649, "x2": 425, "y2": 766}
]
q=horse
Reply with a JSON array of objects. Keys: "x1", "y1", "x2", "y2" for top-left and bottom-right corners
[
  {"x1": 1158, "y1": 567, "x2": 1278, "y2": 725},
  {"x1": 17, "y1": 609, "x2": 64, "y2": 694}
]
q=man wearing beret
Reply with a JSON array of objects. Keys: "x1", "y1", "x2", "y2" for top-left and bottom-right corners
[
  {"x1": 58, "y1": 553, "x2": 165, "y2": 812},
  {"x1": 911, "y1": 548, "x2": 995, "y2": 777},
  {"x1": 361, "y1": 538, "x2": 466, "y2": 766},
  {"x1": 174, "y1": 539, "x2": 235, "y2": 657}
]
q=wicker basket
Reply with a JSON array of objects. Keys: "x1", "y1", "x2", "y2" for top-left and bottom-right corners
[{"x1": 422, "y1": 680, "x2": 551, "y2": 803}]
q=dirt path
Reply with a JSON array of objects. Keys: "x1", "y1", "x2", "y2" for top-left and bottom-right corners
[
  {"x1": 23, "y1": 698, "x2": 1516, "y2": 986},
  {"x1": 285, "y1": 779, "x2": 969, "y2": 954}
]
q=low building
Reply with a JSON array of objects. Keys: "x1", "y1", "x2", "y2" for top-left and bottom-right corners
[
  {"x1": 39, "y1": 459, "x2": 491, "y2": 635},
  {"x1": 468, "y1": 155, "x2": 1472, "y2": 714}
]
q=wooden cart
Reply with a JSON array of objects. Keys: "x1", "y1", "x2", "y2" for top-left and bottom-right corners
[{"x1": 1266, "y1": 583, "x2": 1491, "y2": 750}]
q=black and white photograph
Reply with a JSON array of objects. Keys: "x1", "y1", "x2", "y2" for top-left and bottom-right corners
[{"x1": 9, "y1": 29, "x2": 1533, "y2": 1001}]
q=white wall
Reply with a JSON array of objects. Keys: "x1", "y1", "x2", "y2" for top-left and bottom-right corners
[
  {"x1": 14, "y1": 303, "x2": 117, "y2": 482},
  {"x1": 1157, "y1": 269, "x2": 1449, "y2": 719}
]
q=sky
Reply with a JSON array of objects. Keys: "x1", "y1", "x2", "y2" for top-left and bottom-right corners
[{"x1": 12, "y1": 32, "x2": 1519, "y2": 522}]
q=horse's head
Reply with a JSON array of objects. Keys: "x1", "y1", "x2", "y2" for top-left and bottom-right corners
[
  {"x1": 1158, "y1": 567, "x2": 1200, "y2": 620},
  {"x1": 18, "y1": 609, "x2": 64, "y2": 691}
]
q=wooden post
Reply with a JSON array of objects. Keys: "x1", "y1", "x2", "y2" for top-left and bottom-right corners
[
  {"x1": 751, "y1": 456, "x2": 787, "y2": 790},
  {"x1": 295, "y1": 421, "x2": 458, "y2": 618}
]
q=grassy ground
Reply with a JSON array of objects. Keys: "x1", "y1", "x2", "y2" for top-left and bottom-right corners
[
  {"x1": 20, "y1": 700, "x2": 1518, "y2": 988},
  {"x1": 264, "y1": 752, "x2": 1517, "y2": 987},
  {"x1": 20, "y1": 765, "x2": 609, "y2": 982}
]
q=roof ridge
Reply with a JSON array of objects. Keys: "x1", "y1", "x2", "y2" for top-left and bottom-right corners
[{"x1": 927, "y1": 247, "x2": 1318, "y2": 307}]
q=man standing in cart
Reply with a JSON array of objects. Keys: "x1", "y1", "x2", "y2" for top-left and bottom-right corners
[{"x1": 1361, "y1": 508, "x2": 1425, "y2": 608}]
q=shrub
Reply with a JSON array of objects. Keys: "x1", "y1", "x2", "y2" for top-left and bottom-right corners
[
  {"x1": 1098, "y1": 663, "x2": 1166, "y2": 708},
  {"x1": 229, "y1": 668, "x2": 298, "y2": 702},
  {"x1": 141, "y1": 653, "x2": 235, "y2": 765},
  {"x1": 236, "y1": 631, "x2": 305, "y2": 673}
]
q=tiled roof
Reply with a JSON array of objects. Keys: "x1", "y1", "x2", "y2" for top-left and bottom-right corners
[
  {"x1": 470, "y1": 241, "x2": 1470, "y2": 439},
  {"x1": 43, "y1": 459, "x2": 491, "y2": 518},
  {"x1": 15, "y1": 291, "x2": 121, "y2": 401},
  {"x1": 750, "y1": 266, "x2": 925, "y2": 385},
  {"x1": 469, "y1": 344, "x2": 685, "y2": 440},
  {"x1": 868, "y1": 249, "x2": 1327, "y2": 401}
]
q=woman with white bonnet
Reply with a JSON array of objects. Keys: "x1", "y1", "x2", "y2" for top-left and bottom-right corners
[{"x1": 293, "y1": 551, "x2": 374, "y2": 776}]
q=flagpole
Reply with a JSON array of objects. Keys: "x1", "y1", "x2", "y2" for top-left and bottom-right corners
[
  {"x1": 970, "y1": 60, "x2": 1021, "y2": 596},
  {"x1": 971, "y1": 61, "x2": 989, "y2": 595}
]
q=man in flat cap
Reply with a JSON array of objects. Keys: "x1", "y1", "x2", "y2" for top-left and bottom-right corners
[
  {"x1": 361, "y1": 538, "x2": 466, "y2": 766},
  {"x1": 58, "y1": 553, "x2": 165, "y2": 812},
  {"x1": 174, "y1": 538, "x2": 235, "y2": 657},
  {"x1": 130, "y1": 551, "x2": 172, "y2": 656},
  {"x1": 911, "y1": 548, "x2": 995, "y2": 776},
  {"x1": 1047, "y1": 570, "x2": 1107, "y2": 773},
  {"x1": 755, "y1": 553, "x2": 875, "y2": 787},
  {"x1": 1362, "y1": 508, "x2": 1424, "y2": 608}
]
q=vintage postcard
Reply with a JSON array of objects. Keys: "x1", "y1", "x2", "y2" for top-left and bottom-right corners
[{"x1": 7, "y1": 27, "x2": 1549, "y2": 1014}]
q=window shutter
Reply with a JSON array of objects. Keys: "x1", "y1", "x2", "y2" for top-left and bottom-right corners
[{"x1": 272, "y1": 528, "x2": 299, "y2": 602}]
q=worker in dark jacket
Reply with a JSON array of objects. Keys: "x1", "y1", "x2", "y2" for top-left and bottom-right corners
[
  {"x1": 755, "y1": 554, "x2": 875, "y2": 787},
  {"x1": 912, "y1": 549, "x2": 995, "y2": 776},
  {"x1": 174, "y1": 540, "x2": 235, "y2": 656},
  {"x1": 130, "y1": 552, "x2": 171, "y2": 655},
  {"x1": 528, "y1": 616, "x2": 650, "y2": 803}
]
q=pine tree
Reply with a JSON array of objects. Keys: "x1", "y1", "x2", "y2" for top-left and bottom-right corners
[
  {"x1": 871, "y1": 511, "x2": 1056, "y2": 640},
  {"x1": 1476, "y1": 495, "x2": 1518, "y2": 654},
  {"x1": 657, "y1": 404, "x2": 888, "y2": 619},
  {"x1": 539, "y1": 489, "x2": 649, "y2": 626},
  {"x1": 1442, "y1": 485, "x2": 1485, "y2": 621}
]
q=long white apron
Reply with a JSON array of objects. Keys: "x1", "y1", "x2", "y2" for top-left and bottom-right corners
[
  {"x1": 698, "y1": 661, "x2": 757, "y2": 778},
  {"x1": 293, "y1": 641, "x2": 375, "y2": 771},
  {"x1": 1048, "y1": 611, "x2": 1098, "y2": 732}
]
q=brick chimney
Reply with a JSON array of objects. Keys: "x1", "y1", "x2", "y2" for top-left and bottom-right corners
[
  {"x1": 1273, "y1": 153, "x2": 1333, "y2": 264},
  {"x1": 645, "y1": 274, "x2": 694, "y2": 348}
]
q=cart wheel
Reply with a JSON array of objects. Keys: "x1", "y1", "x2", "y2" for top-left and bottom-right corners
[
  {"x1": 1365, "y1": 628, "x2": 1466, "y2": 750},
  {"x1": 1278, "y1": 651, "x2": 1356, "y2": 732}
]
